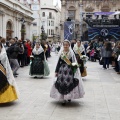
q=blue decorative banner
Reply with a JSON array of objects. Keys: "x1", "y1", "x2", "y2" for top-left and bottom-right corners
[
  {"x1": 64, "y1": 21, "x2": 74, "y2": 41},
  {"x1": 88, "y1": 27, "x2": 120, "y2": 40}
]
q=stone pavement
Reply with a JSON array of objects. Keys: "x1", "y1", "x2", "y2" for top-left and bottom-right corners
[{"x1": 0, "y1": 53, "x2": 120, "y2": 120}]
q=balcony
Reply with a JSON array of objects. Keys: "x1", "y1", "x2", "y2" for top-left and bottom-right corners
[
  {"x1": 84, "y1": 18, "x2": 120, "y2": 27},
  {"x1": 47, "y1": 17, "x2": 55, "y2": 20}
]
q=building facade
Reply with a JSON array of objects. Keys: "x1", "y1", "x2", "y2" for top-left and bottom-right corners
[
  {"x1": 60, "y1": 0, "x2": 120, "y2": 41},
  {"x1": 28, "y1": 0, "x2": 61, "y2": 42},
  {"x1": 29, "y1": 0, "x2": 41, "y2": 40},
  {"x1": 41, "y1": 6, "x2": 61, "y2": 42},
  {"x1": 0, "y1": 0, "x2": 34, "y2": 40},
  {"x1": 40, "y1": 0, "x2": 61, "y2": 42}
]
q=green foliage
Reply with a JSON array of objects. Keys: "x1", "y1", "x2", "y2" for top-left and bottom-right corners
[{"x1": 41, "y1": 32, "x2": 47, "y2": 40}]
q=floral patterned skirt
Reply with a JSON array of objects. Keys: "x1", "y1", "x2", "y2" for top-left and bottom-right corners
[{"x1": 50, "y1": 64, "x2": 85, "y2": 100}]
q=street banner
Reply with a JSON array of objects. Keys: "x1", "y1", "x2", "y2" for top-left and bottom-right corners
[
  {"x1": 88, "y1": 27, "x2": 120, "y2": 40},
  {"x1": 64, "y1": 21, "x2": 74, "y2": 41}
]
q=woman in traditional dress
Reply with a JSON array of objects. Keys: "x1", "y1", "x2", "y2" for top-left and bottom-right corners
[
  {"x1": 73, "y1": 40, "x2": 87, "y2": 77},
  {"x1": 0, "y1": 42, "x2": 19, "y2": 103},
  {"x1": 50, "y1": 40, "x2": 85, "y2": 105},
  {"x1": 30, "y1": 42, "x2": 50, "y2": 78}
]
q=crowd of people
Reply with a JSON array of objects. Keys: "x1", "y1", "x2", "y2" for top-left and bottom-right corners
[
  {"x1": 83, "y1": 39, "x2": 120, "y2": 74},
  {"x1": 0, "y1": 37, "x2": 52, "y2": 78},
  {"x1": 0, "y1": 36, "x2": 120, "y2": 105},
  {"x1": 0, "y1": 37, "x2": 87, "y2": 105}
]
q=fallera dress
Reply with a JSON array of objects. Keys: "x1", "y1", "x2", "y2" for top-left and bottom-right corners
[
  {"x1": 50, "y1": 50, "x2": 85, "y2": 101},
  {"x1": 73, "y1": 44, "x2": 87, "y2": 77},
  {"x1": 30, "y1": 46, "x2": 50, "y2": 77},
  {"x1": 0, "y1": 46, "x2": 19, "y2": 103}
]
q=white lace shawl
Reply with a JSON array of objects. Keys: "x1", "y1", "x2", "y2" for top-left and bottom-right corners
[
  {"x1": 73, "y1": 43, "x2": 85, "y2": 54},
  {"x1": 32, "y1": 45, "x2": 48, "y2": 62},
  {"x1": 32, "y1": 45, "x2": 44, "y2": 55},
  {"x1": 0, "y1": 45, "x2": 19, "y2": 96}
]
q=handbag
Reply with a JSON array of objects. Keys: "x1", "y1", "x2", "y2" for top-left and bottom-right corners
[
  {"x1": 118, "y1": 55, "x2": 120, "y2": 61},
  {"x1": 99, "y1": 58, "x2": 104, "y2": 65},
  {"x1": 81, "y1": 67, "x2": 87, "y2": 77},
  {"x1": 43, "y1": 61, "x2": 50, "y2": 76}
]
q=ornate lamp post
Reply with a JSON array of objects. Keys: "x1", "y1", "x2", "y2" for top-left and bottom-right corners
[
  {"x1": 19, "y1": 18, "x2": 26, "y2": 40},
  {"x1": 79, "y1": 0, "x2": 83, "y2": 40},
  {"x1": 41, "y1": 25, "x2": 44, "y2": 40}
]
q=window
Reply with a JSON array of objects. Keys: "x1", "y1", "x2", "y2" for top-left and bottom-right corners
[
  {"x1": 33, "y1": 22, "x2": 37, "y2": 26},
  {"x1": 49, "y1": 29, "x2": 50, "y2": 35},
  {"x1": 42, "y1": 12, "x2": 45, "y2": 17},
  {"x1": 51, "y1": 21, "x2": 54, "y2": 26},
  {"x1": 47, "y1": 20, "x2": 49, "y2": 26},
  {"x1": 49, "y1": 12, "x2": 52, "y2": 19},
  {"x1": 47, "y1": 29, "x2": 48, "y2": 36},
  {"x1": 53, "y1": 30, "x2": 54, "y2": 34},
  {"x1": 51, "y1": 29, "x2": 52, "y2": 35},
  {"x1": 42, "y1": 21, "x2": 45, "y2": 26},
  {"x1": 68, "y1": 10, "x2": 75, "y2": 20},
  {"x1": 49, "y1": 21, "x2": 50, "y2": 26},
  {"x1": 51, "y1": 21, "x2": 53, "y2": 26}
]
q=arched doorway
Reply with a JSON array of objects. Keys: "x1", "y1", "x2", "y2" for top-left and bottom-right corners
[
  {"x1": 6, "y1": 21, "x2": 13, "y2": 40},
  {"x1": 21, "y1": 24, "x2": 26, "y2": 41},
  {"x1": 68, "y1": 6, "x2": 76, "y2": 20}
]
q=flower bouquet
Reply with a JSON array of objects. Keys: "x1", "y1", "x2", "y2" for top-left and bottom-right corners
[
  {"x1": 71, "y1": 62, "x2": 79, "y2": 74},
  {"x1": 61, "y1": 52, "x2": 79, "y2": 74},
  {"x1": 30, "y1": 55, "x2": 34, "y2": 65},
  {"x1": 30, "y1": 55, "x2": 34, "y2": 59},
  {"x1": 80, "y1": 55, "x2": 88, "y2": 64}
]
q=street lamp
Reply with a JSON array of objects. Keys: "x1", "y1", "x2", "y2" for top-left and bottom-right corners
[
  {"x1": 79, "y1": 1, "x2": 83, "y2": 40},
  {"x1": 19, "y1": 18, "x2": 26, "y2": 41},
  {"x1": 19, "y1": 18, "x2": 26, "y2": 24},
  {"x1": 41, "y1": 25, "x2": 44, "y2": 40}
]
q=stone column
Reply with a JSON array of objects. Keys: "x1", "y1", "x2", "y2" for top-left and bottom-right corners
[
  {"x1": 0, "y1": 15, "x2": 2, "y2": 36},
  {"x1": 26, "y1": 22, "x2": 31, "y2": 39},
  {"x1": 13, "y1": 16, "x2": 17, "y2": 38},
  {"x1": 2, "y1": 14, "x2": 6, "y2": 38},
  {"x1": 18, "y1": 21, "x2": 21, "y2": 39},
  {"x1": 60, "y1": 5, "x2": 66, "y2": 41},
  {"x1": 29, "y1": 24, "x2": 33, "y2": 41}
]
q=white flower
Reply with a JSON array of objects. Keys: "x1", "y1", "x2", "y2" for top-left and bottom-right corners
[
  {"x1": 72, "y1": 62, "x2": 79, "y2": 67},
  {"x1": 30, "y1": 55, "x2": 34, "y2": 58},
  {"x1": 80, "y1": 55, "x2": 87, "y2": 59}
]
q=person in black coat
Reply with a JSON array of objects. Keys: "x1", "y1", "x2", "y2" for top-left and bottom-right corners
[{"x1": 7, "y1": 39, "x2": 23, "y2": 77}]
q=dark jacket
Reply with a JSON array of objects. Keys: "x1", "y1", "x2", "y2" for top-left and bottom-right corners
[
  {"x1": 7, "y1": 43, "x2": 23, "y2": 59},
  {"x1": 101, "y1": 46, "x2": 112, "y2": 58}
]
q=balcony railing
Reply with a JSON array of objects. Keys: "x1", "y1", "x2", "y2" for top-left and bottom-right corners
[
  {"x1": 47, "y1": 17, "x2": 55, "y2": 19},
  {"x1": 84, "y1": 18, "x2": 120, "y2": 27}
]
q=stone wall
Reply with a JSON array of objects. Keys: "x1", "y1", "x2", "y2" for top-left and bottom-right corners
[{"x1": 0, "y1": 0, "x2": 34, "y2": 40}]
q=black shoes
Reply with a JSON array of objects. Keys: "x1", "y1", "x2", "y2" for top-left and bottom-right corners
[
  {"x1": 68, "y1": 100, "x2": 71, "y2": 102},
  {"x1": 13, "y1": 73, "x2": 19, "y2": 77},
  {"x1": 14, "y1": 75, "x2": 18, "y2": 78},
  {"x1": 61, "y1": 100, "x2": 72, "y2": 106},
  {"x1": 34, "y1": 76, "x2": 38, "y2": 78},
  {"x1": 62, "y1": 101, "x2": 66, "y2": 106}
]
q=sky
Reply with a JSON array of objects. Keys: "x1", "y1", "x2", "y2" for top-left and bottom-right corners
[
  {"x1": 27, "y1": 0, "x2": 61, "y2": 8},
  {"x1": 53, "y1": 0, "x2": 61, "y2": 7}
]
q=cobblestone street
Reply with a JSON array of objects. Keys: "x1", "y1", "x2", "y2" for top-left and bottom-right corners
[{"x1": 0, "y1": 53, "x2": 120, "y2": 120}]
